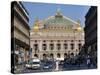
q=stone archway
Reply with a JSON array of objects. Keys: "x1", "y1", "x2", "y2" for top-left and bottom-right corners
[
  {"x1": 34, "y1": 54, "x2": 38, "y2": 58},
  {"x1": 43, "y1": 54, "x2": 47, "y2": 60},
  {"x1": 50, "y1": 53, "x2": 54, "y2": 59},
  {"x1": 57, "y1": 53, "x2": 60, "y2": 58},
  {"x1": 70, "y1": 53, "x2": 74, "y2": 58},
  {"x1": 64, "y1": 53, "x2": 68, "y2": 59}
]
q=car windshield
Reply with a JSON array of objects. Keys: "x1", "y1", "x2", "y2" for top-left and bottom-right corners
[
  {"x1": 46, "y1": 61, "x2": 53, "y2": 65},
  {"x1": 33, "y1": 62, "x2": 40, "y2": 64},
  {"x1": 28, "y1": 61, "x2": 32, "y2": 64}
]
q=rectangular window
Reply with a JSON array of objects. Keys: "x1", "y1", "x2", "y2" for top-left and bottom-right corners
[
  {"x1": 78, "y1": 44, "x2": 82, "y2": 50},
  {"x1": 57, "y1": 44, "x2": 61, "y2": 50},
  {"x1": 70, "y1": 43, "x2": 74, "y2": 50},
  {"x1": 64, "y1": 44, "x2": 67, "y2": 50},
  {"x1": 42, "y1": 44, "x2": 47, "y2": 50},
  {"x1": 34, "y1": 44, "x2": 38, "y2": 50},
  {"x1": 50, "y1": 44, "x2": 54, "y2": 50}
]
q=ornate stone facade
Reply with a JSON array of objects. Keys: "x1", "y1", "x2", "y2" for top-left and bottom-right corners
[{"x1": 30, "y1": 9, "x2": 84, "y2": 60}]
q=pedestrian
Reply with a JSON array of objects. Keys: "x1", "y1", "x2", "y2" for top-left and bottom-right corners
[
  {"x1": 55, "y1": 60, "x2": 59, "y2": 71},
  {"x1": 86, "y1": 55, "x2": 91, "y2": 68}
]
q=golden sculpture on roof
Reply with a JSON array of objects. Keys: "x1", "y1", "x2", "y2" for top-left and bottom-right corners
[{"x1": 33, "y1": 18, "x2": 39, "y2": 31}]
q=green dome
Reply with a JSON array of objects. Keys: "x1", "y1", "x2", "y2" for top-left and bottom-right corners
[
  {"x1": 43, "y1": 9, "x2": 77, "y2": 29},
  {"x1": 44, "y1": 16, "x2": 76, "y2": 26}
]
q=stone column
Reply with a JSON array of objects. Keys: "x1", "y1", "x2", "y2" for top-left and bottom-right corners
[
  {"x1": 61, "y1": 41, "x2": 64, "y2": 58},
  {"x1": 39, "y1": 40, "x2": 42, "y2": 58},
  {"x1": 61, "y1": 41, "x2": 64, "y2": 51},
  {"x1": 67, "y1": 40, "x2": 71, "y2": 52},
  {"x1": 54, "y1": 41, "x2": 57, "y2": 59},
  {"x1": 47, "y1": 40, "x2": 50, "y2": 51},
  {"x1": 39, "y1": 40, "x2": 42, "y2": 51},
  {"x1": 74, "y1": 40, "x2": 78, "y2": 55}
]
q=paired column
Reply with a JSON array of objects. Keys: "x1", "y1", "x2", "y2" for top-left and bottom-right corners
[
  {"x1": 67, "y1": 41, "x2": 71, "y2": 52},
  {"x1": 39, "y1": 40, "x2": 42, "y2": 52},
  {"x1": 61, "y1": 41, "x2": 64, "y2": 51},
  {"x1": 47, "y1": 40, "x2": 50, "y2": 51}
]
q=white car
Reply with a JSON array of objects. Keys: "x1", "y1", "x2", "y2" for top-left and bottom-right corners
[{"x1": 31, "y1": 58, "x2": 41, "y2": 69}]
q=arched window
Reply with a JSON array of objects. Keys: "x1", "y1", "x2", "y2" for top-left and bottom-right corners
[
  {"x1": 43, "y1": 54, "x2": 46, "y2": 57},
  {"x1": 64, "y1": 53, "x2": 67, "y2": 58},
  {"x1": 50, "y1": 53, "x2": 54, "y2": 58},
  {"x1": 70, "y1": 53, "x2": 74, "y2": 58},
  {"x1": 64, "y1": 53, "x2": 67, "y2": 57},
  {"x1": 34, "y1": 54, "x2": 38, "y2": 58},
  {"x1": 57, "y1": 53, "x2": 60, "y2": 58},
  {"x1": 71, "y1": 53, "x2": 74, "y2": 56},
  {"x1": 43, "y1": 54, "x2": 47, "y2": 59}
]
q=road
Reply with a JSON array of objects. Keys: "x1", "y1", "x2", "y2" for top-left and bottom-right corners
[{"x1": 14, "y1": 62, "x2": 97, "y2": 73}]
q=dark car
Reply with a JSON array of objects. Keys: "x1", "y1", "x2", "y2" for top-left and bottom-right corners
[{"x1": 42, "y1": 60, "x2": 56, "y2": 70}]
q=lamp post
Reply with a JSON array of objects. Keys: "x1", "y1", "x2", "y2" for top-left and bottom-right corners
[{"x1": 73, "y1": 26, "x2": 82, "y2": 65}]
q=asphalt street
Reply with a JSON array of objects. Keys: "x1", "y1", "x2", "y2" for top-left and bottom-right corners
[{"x1": 14, "y1": 63, "x2": 96, "y2": 74}]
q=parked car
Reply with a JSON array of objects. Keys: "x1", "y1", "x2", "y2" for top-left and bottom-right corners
[
  {"x1": 25, "y1": 60, "x2": 32, "y2": 69},
  {"x1": 31, "y1": 58, "x2": 41, "y2": 69},
  {"x1": 42, "y1": 60, "x2": 56, "y2": 70}
]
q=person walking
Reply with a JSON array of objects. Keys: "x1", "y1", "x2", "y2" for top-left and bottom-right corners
[{"x1": 86, "y1": 55, "x2": 91, "y2": 68}]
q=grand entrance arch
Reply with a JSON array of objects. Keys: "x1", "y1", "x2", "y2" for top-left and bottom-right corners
[
  {"x1": 57, "y1": 53, "x2": 60, "y2": 58},
  {"x1": 70, "y1": 53, "x2": 74, "y2": 58},
  {"x1": 50, "y1": 53, "x2": 54, "y2": 59},
  {"x1": 64, "y1": 53, "x2": 68, "y2": 59},
  {"x1": 34, "y1": 54, "x2": 38, "y2": 58},
  {"x1": 43, "y1": 54, "x2": 47, "y2": 60}
]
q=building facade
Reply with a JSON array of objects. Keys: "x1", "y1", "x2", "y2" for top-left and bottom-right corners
[
  {"x1": 11, "y1": 1, "x2": 30, "y2": 70},
  {"x1": 30, "y1": 9, "x2": 84, "y2": 60},
  {"x1": 84, "y1": 6, "x2": 97, "y2": 66}
]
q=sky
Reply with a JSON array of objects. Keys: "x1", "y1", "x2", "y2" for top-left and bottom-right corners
[{"x1": 22, "y1": 2, "x2": 90, "y2": 28}]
